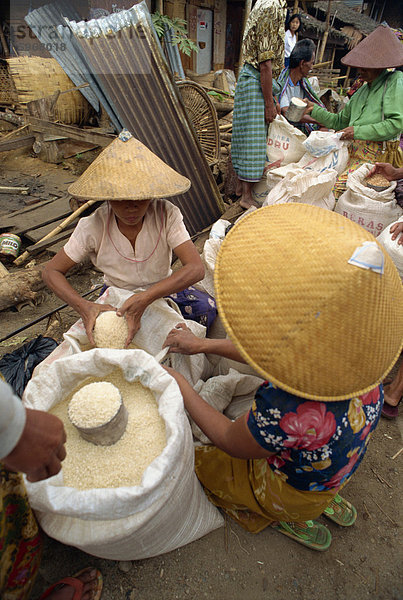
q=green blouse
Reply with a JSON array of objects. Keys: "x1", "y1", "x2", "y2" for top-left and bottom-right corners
[{"x1": 311, "y1": 70, "x2": 403, "y2": 142}]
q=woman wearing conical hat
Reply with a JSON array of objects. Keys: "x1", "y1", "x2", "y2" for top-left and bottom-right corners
[
  {"x1": 304, "y1": 25, "x2": 403, "y2": 198},
  {"x1": 162, "y1": 204, "x2": 403, "y2": 551},
  {"x1": 42, "y1": 131, "x2": 215, "y2": 346}
]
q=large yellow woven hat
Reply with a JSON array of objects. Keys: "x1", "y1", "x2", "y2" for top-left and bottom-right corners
[
  {"x1": 214, "y1": 204, "x2": 403, "y2": 401},
  {"x1": 68, "y1": 130, "x2": 191, "y2": 201}
]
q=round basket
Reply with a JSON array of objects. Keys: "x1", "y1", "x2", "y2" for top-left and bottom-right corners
[{"x1": 176, "y1": 80, "x2": 220, "y2": 165}]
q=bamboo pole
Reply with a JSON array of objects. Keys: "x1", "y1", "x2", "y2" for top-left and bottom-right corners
[
  {"x1": 14, "y1": 199, "x2": 98, "y2": 266},
  {"x1": 318, "y1": 0, "x2": 332, "y2": 64}
]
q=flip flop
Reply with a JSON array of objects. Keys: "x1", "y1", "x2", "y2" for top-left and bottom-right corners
[
  {"x1": 39, "y1": 567, "x2": 103, "y2": 600},
  {"x1": 273, "y1": 520, "x2": 332, "y2": 551},
  {"x1": 323, "y1": 493, "x2": 357, "y2": 527}
]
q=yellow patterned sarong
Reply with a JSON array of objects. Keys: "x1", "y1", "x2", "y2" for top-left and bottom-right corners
[
  {"x1": 0, "y1": 466, "x2": 42, "y2": 600},
  {"x1": 195, "y1": 446, "x2": 337, "y2": 533},
  {"x1": 334, "y1": 139, "x2": 403, "y2": 199}
]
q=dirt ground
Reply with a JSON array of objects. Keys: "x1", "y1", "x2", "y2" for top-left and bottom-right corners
[{"x1": 0, "y1": 149, "x2": 402, "y2": 600}]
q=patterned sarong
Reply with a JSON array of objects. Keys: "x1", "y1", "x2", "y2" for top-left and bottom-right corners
[
  {"x1": 195, "y1": 446, "x2": 337, "y2": 533},
  {"x1": 0, "y1": 466, "x2": 42, "y2": 600},
  {"x1": 231, "y1": 64, "x2": 268, "y2": 182}
]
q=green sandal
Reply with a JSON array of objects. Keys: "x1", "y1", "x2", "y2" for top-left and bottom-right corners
[
  {"x1": 273, "y1": 520, "x2": 332, "y2": 551},
  {"x1": 323, "y1": 494, "x2": 357, "y2": 527}
]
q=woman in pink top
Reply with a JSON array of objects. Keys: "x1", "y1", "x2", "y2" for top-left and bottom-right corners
[{"x1": 42, "y1": 131, "x2": 208, "y2": 347}]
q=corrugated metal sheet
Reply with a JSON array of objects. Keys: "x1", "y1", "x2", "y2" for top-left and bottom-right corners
[
  {"x1": 65, "y1": 2, "x2": 224, "y2": 235},
  {"x1": 24, "y1": 1, "x2": 101, "y2": 112}
]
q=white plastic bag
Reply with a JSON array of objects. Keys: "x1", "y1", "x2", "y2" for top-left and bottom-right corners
[
  {"x1": 252, "y1": 116, "x2": 307, "y2": 204},
  {"x1": 263, "y1": 167, "x2": 337, "y2": 210},
  {"x1": 267, "y1": 115, "x2": 307, "y2": 165},
  {"x1": 297, "y1": 144, "x2": 349, "y2": 175},
  {"x1": 376, "y1": 218, "x2": 403, "y2": 280},
  {"x1": 302, "y1": 130, "x2": 344, "y2": 157},
  {"x1": 23, "y1": 349, "x2": 223, "y2": 560},
  {"x1": 335, "y1": 164, "x2": 401, "y2": 237}
]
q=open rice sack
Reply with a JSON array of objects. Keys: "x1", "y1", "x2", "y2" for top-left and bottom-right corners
[
  {"x1": 335, "y1": 164, "x2": 401, "y2": 237},
  {"x1": 23, "y1": 349, "x2": 223, "y2": 560},
  {"x1": 377, "y1": 217, "x2": 403, "y2": 281},
  {"x1": 262, "y1": 167, "x2": 337, "y2": 211},
  {"x1": 36, "y1": 287, "x2": 209, "y2": 387}
]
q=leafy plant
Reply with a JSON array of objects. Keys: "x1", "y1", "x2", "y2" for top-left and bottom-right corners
[{"x1": 151, "y1": 12, "x2": 199, "y2": 56}]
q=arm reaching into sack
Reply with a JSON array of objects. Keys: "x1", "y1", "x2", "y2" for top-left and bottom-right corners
[
  {"x1": 367, "y1": 163, "x2": 403, "y2": 181},
  {"x1": 42, "y1": 250, "x2": 116, "y2": 345},
  {"x1": 165, "y1": 366, "x2": 273, "y2": 459},
  {"x1": 163, "y1": 323, "x2": 246, "y2": 363}
]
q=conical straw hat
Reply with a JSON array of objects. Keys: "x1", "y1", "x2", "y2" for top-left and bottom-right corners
[
  {"x1": 214, "y1": 204, "x2": 403, "y2": 401},
  {"x1": 341, "y1": 25, "x2": 403, "y2": 69},
  {"x1": 68, "y1": 130, "x2": 191, "y2": 201}
]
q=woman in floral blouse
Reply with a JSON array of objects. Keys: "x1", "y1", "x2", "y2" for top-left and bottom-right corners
[{"x1": 164, "y1": 204, "x2": 403, "y2": 551}]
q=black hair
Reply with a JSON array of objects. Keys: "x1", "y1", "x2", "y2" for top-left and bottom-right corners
[
  {"x1": 286, "y1": 13, "x2": 302, "y2": 33},
  {"x1": 289, "y1": 39, "x2": 316, "y2": 70}
]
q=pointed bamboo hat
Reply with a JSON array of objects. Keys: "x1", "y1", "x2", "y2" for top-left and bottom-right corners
[
  {"x1": 68, "y1": 130, "x2": 191, "y2": 201},
  {"x1": 214, "y1": 204, "x2": 403, "y2": 401},
  {"x1": 341, "y1": 25, "x2": 403, "y2": 69}
]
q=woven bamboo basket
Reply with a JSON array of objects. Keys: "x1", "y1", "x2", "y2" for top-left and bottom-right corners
[
  {"x1": 177, "y1": 80, "x2": 220, "y2": 165},
  {"x1": 6, "y1": 56, "x2": 91, "y2": 125}
]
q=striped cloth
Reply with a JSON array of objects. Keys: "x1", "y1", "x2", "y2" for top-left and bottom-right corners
[{"x1": 231, "y1": 63, "x2": 268, "y2": 182}]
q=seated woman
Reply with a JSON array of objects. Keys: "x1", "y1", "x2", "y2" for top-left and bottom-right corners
[
  {"x1": 305, "y1": 25, "x2": 403, "y2": 197},
  {"x1": 277, "y1": 38, "x2": 324, "y2": 134},
  {"x1": 163, "y1": 204, "x2": 402, "y2": 551},
  {"x1": 42, "y1": 130, "x2": 212, "y2": 347}
]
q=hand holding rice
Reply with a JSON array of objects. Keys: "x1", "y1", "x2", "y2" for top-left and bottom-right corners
[{"x1": 93, "y1": 310, "x2": 129, "y2": 348}]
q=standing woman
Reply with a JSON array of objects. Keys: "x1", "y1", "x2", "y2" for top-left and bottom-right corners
[
  {"x1": 305, "y1": 25, "x2": 403, "y2": 198},
  {"x1": 284, "y1": 13, "x2": 301, "y2": 68}
]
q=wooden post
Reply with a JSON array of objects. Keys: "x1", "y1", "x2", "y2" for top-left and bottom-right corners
[
  {"x1": 318, "y1": 0, "x2": 332, "y2": 64},
  {"x1": 293, "y1": 1, "x2": 299, "y2": 11},
  {"x1": 0, "y1": 22, "x2": 9, "y2": 58},
  {"x1": 236, "y1": 0, "x2": 253, "y2": 78},
  {"x1": 330, "y1": 46, "x2": 336, "y2": 70},
  {"x1": 343, "y1": 66, "x2": 351, "y2": 90},
  {"x1": 156, "y1": 0, "x2": 163, "y2": 14}
]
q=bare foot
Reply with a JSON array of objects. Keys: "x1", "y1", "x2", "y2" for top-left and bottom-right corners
[
  {"x1": 45, "y1": 568, "x2": 99, "y2": 600},
  {"x1": 383, "y1": 386, "x2": 401, "y2": 407},
  {"x1": 239, "y1": 197, "x2": 261, "y2": 209}
]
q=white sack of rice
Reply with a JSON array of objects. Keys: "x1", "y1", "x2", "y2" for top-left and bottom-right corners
[
  {"x1": 51, "y1": 370, "x2": 166, "y2": 490},
  {"x1": 68, "y1": 381, "x2": 121, "y2": 428},
  {"x1": 93, "y1": 311, "x2": 129, "y2": 349}
]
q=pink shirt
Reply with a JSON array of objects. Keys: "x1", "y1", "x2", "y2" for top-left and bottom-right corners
[{"x1": 64, "y1": 199, "x2": 190, "y2": 290}]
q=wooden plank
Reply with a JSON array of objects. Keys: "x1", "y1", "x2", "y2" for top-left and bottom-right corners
[
  {"x1": 1, "y1": 196, "x2": 71, "y2": 235},
  {"x1": 0, "y1": 135, "x2": 35, "y2": 152},
  {"x1": 24, "y1": 218, "x2": 75, "y2": 243},
  {"x1": 28, "y1": 117, "x2": 115, "y2": 147},
  {"x1": 25, "y1": 226, "x2": 75, "y2": 251}
]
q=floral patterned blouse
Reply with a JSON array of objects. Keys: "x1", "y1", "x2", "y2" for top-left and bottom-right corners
[
  {"x1": 242, "y1": 0, "x2": 286, "y2": 77},
  {"x1": 247, "y1": 382, "x2": 383, "y2": 492}
]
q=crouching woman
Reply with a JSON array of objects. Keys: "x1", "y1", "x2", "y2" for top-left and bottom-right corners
[
  {"x1": 163, "y1": 204, "x2": 402, "y2": 551},
  {"x1": 42, "y1": 131, "x2": 216, "y2": 347}
]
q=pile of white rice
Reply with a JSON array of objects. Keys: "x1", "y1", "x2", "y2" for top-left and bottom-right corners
[
  {"x1": 51, "y1": 370, "x2": 166, "y2": 489},
  {"x1": 93, "y1": 311, "x2": 129, "y2": 349},
  {"x1": 68, "y1": 381, "x2": 121, "y2": 428}
]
